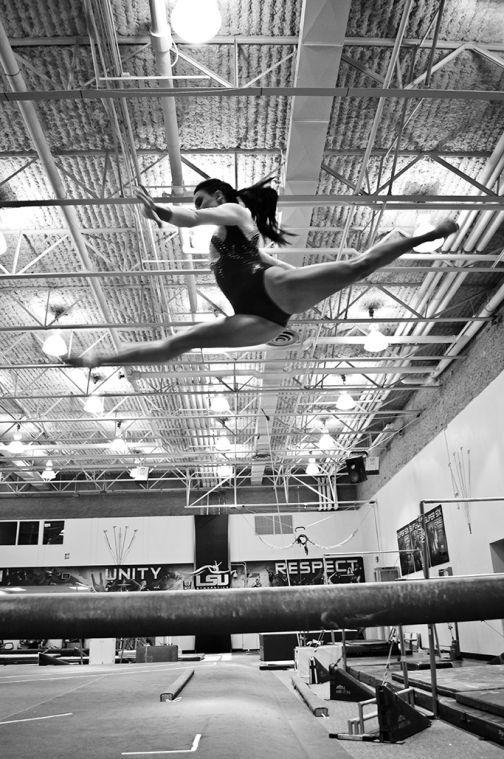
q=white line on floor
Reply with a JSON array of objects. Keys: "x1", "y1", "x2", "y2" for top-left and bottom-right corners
[
  {"x1": 0, "y1": 712, "x2": 73, "y2": 726},
  {"x1": 0, "y1": 664, "x2": 198, "y2": 685},
  {"x1": 121, "y1": 733, "x2": 201, "y2": 755}
]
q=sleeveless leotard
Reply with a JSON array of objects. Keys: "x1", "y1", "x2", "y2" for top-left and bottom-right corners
[{"x1": 210, "y1": 225, "x2": 291, "y2": 328}]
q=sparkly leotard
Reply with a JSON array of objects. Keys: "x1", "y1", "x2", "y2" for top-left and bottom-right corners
[{"x1": 210, "y1": 225, "x2": 291, "y2": 328}]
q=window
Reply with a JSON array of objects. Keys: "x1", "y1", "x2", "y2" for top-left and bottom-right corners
[
  {"x1": 254, "y1": 514, "x2": 293, "y2": 535},
  {"x1": 17, "y1": 521, "x2": 39, "y2": 545},
  {"x1": 43, "y1": 520, "x2": 65, "y2": 545},
  {"x1": 0, "y1": 522, "x2": 17, "y2": 545}
]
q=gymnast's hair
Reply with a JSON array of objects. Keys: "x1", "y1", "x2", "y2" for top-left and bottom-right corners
[{"x1": 194, "y1": 176, "x2": 292, "y2": 246}]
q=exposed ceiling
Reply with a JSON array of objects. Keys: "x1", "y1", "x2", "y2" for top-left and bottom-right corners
[{"x1": 0, "y1": 0, "x2": 503, "y2": 505}]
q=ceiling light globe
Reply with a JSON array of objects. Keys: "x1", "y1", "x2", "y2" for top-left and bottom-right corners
[
  {"x1": 209, "y1": 394, "x2": 231, "y2": 415},
  {"x1": 110, "y1": 436, "x2": 129, "y2": 455},
  {"x1": 7, "y1": 439, "x2": 24, "y2": 454},
  {"x1": 364, "y1": 327, "x2": 389, "y2": 353},
  {"x1": 7, "y1": 429, "x2": 24, "y2": 454},
  {"x1": 318, "y1": 432, "x2": 335, "y2": 450},
  {"x1": 171, "y1": 0, "x2": 222, "y2": 44},
  {"x1": 306, "y1": 458, "x2": 320, "y2": 477},
  {"x1": 215, "y1": 435, "x2": 231, "y2": 452},
  {"x1": 42, "y1": 329, "x2": 67, "y2": 357},
  {"x1": 84, "y1": 395, "x2": 104, "y2": 415},
  {"x1": 336, "y1": 390, "x2": 355, "y2": 411},
  {"x1": 41, "y1": 461, "x2": 56, "y2": 481}
]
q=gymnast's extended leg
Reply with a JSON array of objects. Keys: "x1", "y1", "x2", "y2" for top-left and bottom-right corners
[
  {"x1": 263, "y1": 220, "x2": 459, "y2": 315},
  {"x1": 66, "y1": 314, "x2": 283, "y2": 368}
]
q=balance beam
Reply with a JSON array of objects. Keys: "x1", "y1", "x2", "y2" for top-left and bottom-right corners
[{"x1": 1, "y1": 574, "x2": 503, "y2": 639}]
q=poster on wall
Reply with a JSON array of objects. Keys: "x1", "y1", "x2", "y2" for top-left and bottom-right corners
[
  {"x1": 396, "y1": 504, "x2": 449, "y2": 575},
  {"x1": 425, "y1": 505, "x2": 450, "y2": 567},
  {"x1": 397, "y1": 522, "x2": 420, "y2": 576}
]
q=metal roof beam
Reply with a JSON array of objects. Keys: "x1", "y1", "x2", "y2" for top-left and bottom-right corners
[
  {"x1": 0, "y1": 148, "x2": 491, "y2": 158},
  {"x1": 3, "y1": 194, "x2": 502, "y2": 210},
  {"x1": 3, "y1": 86, "x2": 503, "y2": 103},
  {"x1": 0, "y1": 316, "x2": 489, "y2": 333},
  {"x1": 0, "y1": 410, "x2": 421, "y2": 425},
  {"x1": 7, "y1": 36, "x2": 504, "y2": 51},
  {"x1": 0, "y1": 385, "x2": 439, "y2": 402}
]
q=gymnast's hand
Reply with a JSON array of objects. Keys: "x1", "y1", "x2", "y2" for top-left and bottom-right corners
[{"x1": 135, "y1": 186, "x2": 164, "y2": 228}]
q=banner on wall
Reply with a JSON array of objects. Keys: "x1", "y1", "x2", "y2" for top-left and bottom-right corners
[
  {"x1": 230, "y1": 557, "x2": 365, "y2": 588},
  {"x1": 397, "y1": 504, "x2": 449, "y2": 576},
  {"x1": 0, "y1": 565, "x2": 195, "y2": 592},
  {"x1": 0, "y1": 556, "x2": 364, "y2": 592}
]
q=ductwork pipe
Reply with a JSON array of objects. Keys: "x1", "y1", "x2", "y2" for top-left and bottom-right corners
[{"x1": 149, "y1": 0, "x2": 184, "y2": 191}]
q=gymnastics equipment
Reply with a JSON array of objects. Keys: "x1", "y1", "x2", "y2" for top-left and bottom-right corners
[{"x1": 0, "y1": 574, "x2": 503, "y2": 639}]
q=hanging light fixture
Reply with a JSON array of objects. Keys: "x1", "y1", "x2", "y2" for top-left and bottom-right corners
[
  {"x1": 42, "y1": 329, "x2": 68, "y2": 358},
  {"x1": 7, "y1": 425, "x2": 25, "y2": 454},
  {"x1": 364, "y1": 307, "x2": 389, "y2": 353},
  {"x1": 305, "y1": 457, "x2": 320, "y2": 477},
  {"x1": 84, "y1": 375, "x2": 104, "y2": 414},
  {"x1": 41, "y1": 460, "x2": 56, "y2": 481},
  {"x1": 318, "y1": 425, "x2": 336, "y2": 451},
  {"x1": 0, "y1": 232, "x2": 7, "y2": 255},
  {"x1": 110, "y1": 422, "x2": 129, "y2": 455},
  {"x1": 336, "y1": 375, "x2": 356, "y2": 411},
  {"x1": 209, "y1": 394, "x2": 231, "y2": 415},
  {"x1": 84, "y1": 394, "x2": 104, "y2": 415},
  {"x1": 170, "y1": 0, "x2": 222, "y2": 44},
  {"x1": 217, "y1": 464, "x2": 233, "y2": 479},
  {"x1": 412, "y1": 218, "x2": 444, "y2": 253},
  {"x1": 215, "y1": 433, "x2": 231, "y2": 452}
]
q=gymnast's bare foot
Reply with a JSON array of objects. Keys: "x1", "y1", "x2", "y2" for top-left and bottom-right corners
[
  {"x1": 431, "y1": 219, "x2": 459, "y2": 240},
  {"x1": 65, "y1": 352, "x2": 102, "y2": 369}
]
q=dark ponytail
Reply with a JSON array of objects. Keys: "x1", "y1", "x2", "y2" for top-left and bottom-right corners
[{"x1": 194, "y1": 176, "x2": 292, "y2": 246}]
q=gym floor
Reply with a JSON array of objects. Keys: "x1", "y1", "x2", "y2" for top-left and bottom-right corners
[{"x1": 1, "y1": 654, "x2": 503, "y2": 759}]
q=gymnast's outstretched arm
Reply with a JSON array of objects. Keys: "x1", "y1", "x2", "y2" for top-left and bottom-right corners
[
  {"x1": 259, "y1": 250, "x2": 296, "y2": 270},
  {"x1": 135, "y1": 188, "x2": 246, "y2": 228}
]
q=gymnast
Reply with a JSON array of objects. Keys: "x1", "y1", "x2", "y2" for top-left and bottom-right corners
[{"x1": 67, "y1": 177, "x2": 458, "y2": 368}]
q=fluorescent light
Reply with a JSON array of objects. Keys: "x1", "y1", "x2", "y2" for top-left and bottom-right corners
[
  {"x1": 0, "y1": 232, "x2": 7, "y2": 255},
  {"x1": 364, "y1": 326, "x2": 389, "y2": 353},
  {"x1": 42, "y1": 329, "x2": 67, "y2": 357},
  {"x1": 217, "y1": 464, "x2": 233, "y2": 479},
  {"x1": 336, "y1": 390, "x2": 355, "y2": 411},
  {"x1": 84, "y1": 394, "x2": 104, "y2": 414},
  {"x1": 171, "y1": 0, "x2": 222, "y2": 44}
]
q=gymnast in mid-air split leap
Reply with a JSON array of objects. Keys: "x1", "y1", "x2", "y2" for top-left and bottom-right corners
[{"x1": 67, "y1": 177, "x2": 458, "y2": 369}]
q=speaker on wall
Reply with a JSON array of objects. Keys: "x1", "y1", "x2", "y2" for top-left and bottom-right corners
[{"x1": 345, "y1": 456, "x2": 368, "y2": 483}]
